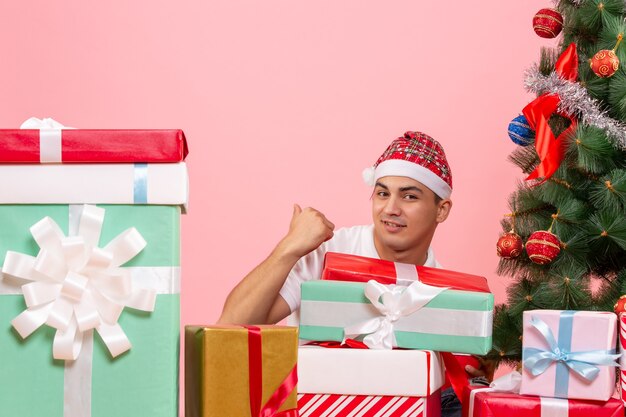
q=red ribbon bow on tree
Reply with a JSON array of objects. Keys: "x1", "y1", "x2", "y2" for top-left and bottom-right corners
[{"x1": 522, "y1": 43, "x2": 579, "y2": 183}]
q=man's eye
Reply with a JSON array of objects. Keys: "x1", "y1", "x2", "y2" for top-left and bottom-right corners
[
  {"x1": 404, "y1": 194, "x2": 418, "y2": 200},
  {"x1": 377, "y1": 191, "x2": 388, "y2": 197}
]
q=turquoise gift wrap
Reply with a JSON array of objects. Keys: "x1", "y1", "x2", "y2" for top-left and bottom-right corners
[
  {"x1": 0, "y1": 204, "x2": 180, "y2": 417},
  {"x1": 299, "y1": 280, "x2": 494, "y2": 355}
]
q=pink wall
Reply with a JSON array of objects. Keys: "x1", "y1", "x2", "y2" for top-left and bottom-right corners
[{"x1": 1, "y1": 0, "x2": 555, "y2": 404}]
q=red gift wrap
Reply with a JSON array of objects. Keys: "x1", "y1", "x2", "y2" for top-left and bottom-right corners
[
  {"x1": 321, "y1": 252, "x2": 490, "y2": 293},
  {"x1": 298, "y1": 389, "x2": 441, "y2": 417},
  {"x1": 463, "y1": 386, "x2": 624, "y2": 417},
  {"x1": 0, "y1": 129, "x2": 188, "y2": 163}
]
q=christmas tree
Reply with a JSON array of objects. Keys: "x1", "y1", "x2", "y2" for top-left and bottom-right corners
[{"x1": 489, "y1": 0, "x2": 626, "y2": 367}]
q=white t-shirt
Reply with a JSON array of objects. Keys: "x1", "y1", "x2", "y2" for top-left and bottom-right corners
[{"x1": 278, "y1": 224, "x2": 441, "y2": 313}]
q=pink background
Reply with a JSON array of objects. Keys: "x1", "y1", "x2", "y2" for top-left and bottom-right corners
[{"x1": 1, "y1": 0, "x2": 555, "y2": 409}]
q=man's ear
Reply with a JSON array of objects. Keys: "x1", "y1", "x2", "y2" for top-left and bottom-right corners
[{"x1": 436, "y1": 199, "x2": 452, "y2": 223}]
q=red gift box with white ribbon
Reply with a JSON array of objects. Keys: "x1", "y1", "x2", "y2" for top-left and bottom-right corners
[
  {"x1": 463, "y1": 371, "x2": 623, "y2": 417},
  {"x1": 0, "y1": 118, "x2": 187, "y2": 163},
  {"x1": 321, "y1": 252, "x2": 490, "y2": 292}
]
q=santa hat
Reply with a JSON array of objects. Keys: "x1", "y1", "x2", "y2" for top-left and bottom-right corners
[{"x1": 362, "y1": 131, "x2": 452, "y2": 199}]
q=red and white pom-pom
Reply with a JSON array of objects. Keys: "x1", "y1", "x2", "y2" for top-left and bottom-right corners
[{"x1": 362, "y1": 166, "x2": 376, "y2": 186}]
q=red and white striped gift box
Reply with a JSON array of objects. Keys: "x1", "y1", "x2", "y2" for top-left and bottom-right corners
[
  {"x1": 617, "y1": 313, "x2": 626, "y2": 406},
  {"x1": 297, "y1": 389, "x2": 441, "y2": 417}
]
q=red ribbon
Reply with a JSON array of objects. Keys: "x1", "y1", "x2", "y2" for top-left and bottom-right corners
[
  {"x1": 441, "y1": 352, "x2": 471, "y2": 404},
  {"x1": 306, "y1": 339, "x2": 369, "y2": 349},
  {"x1": 522, "y1": 43, "x2": 579, "y2": 183},
  {"x1": 243, "y1": 325, "x2": 299, "y2": 417}
]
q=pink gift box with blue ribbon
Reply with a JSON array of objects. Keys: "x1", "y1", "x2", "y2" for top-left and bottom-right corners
[{"x1": 520, "y1": 309, "x2": 620, "y2": 401}]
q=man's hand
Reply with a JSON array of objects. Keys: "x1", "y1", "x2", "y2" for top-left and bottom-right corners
[
  {"x1": 277, "y1": 204, "x2": 335, "y2": 260},
  {"x1": 465, "y1": 356, "x2": 496, "y2": 382}
]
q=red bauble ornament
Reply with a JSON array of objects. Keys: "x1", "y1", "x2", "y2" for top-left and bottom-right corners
[
  {"x1": 526, "y1": 230, "x2": 561, "y2": 265},
  {"x1": 590, "y1": 49, "x2": 620, "y2": 78},
  {"x1": 533, "y1": 8, "x2": 563, "y2": 39},
  {"x1": 497, "y1": 232, "x2": 524, "y2": 259},
  {"x1": 614, "y1": 295, "x2": 626, "y2": 314}
]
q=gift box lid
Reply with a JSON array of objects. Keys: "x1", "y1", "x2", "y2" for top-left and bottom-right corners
[{"x1": 0, "y1": 128, "x2": 188, "y2": 163}]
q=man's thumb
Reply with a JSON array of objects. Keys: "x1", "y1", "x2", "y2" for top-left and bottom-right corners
[{"x1": 293, "y1": 204, "x2": 302, "y2": 217}]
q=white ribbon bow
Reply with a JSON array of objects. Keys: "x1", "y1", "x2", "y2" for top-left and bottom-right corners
[
  {"x1": 488, "y1": 371, "x2": 523, "y2": 392},
  {"x1": 1, "y1": 204, "x2": 156, "y2": 360},
  {"x1": 343, "y1": 279, "x2": 448, "y2": 349},
  {"x1": 20, "y1": 117, "x2": 74, "y2": 163},
  {"x1": 20, "y1": 117, "x2": 70, "y2": 130}
]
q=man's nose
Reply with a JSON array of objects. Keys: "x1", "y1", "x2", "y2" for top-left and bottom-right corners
[{"x1": 383, "y1": 196, "x2": 401, "y2": 215}]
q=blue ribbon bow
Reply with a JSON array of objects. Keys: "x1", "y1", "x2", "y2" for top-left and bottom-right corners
[{"x1": 523, "y1": 311, "x2": 621, "y2": 397}]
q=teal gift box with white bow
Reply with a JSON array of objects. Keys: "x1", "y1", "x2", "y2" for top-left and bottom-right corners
[
  {"x1": 299, "y1": 279, "x2": 494, "y2": 355},
  {"x1": 520, "y1": 309, "x2": 620, "y2": 401},
  {"x1": 0, "y1": 204, "x2": 182, "y2": 417}
]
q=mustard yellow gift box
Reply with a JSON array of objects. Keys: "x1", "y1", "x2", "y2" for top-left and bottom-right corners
[{"x1": 185, "y1": 325, "x2": 298, "y2": 417}]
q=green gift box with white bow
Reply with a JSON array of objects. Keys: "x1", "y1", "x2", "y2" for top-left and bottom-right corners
[
  {"x1": 0, "y1": 204, "x2": 181, "y2": 417},
  {"x1": 299, "y1": 279, "x2": 494, "y2": 355}
]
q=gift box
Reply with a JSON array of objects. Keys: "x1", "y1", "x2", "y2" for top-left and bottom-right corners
[
  {"x1": 298, "y1": 390, "x2": 441, "y2": 417},
  {"x1": 520, "y1": 310, "x2": 619, "y2": 401},
  {"x1": 322, "y1": 252, "x2": 491, "y2": 292},
  {"x1": 185, "y1": 325, "x2": 298, "y2": 417},
  {"x1": 0, "y1": 204, "x2": 182, "y2": 417},
  {"x1": 299, "y1": 278, "x2": 493, "y2": 354},
  {"x1": 0, "y1": 162, "x2": 189, "y2": 210},
  {"x1": 0, "y1": 128, "x2": 188, "y2": 163},
  {"x1": 298, "y1": 346, "x2": 444, "y2": 396},
  {"x1": 617, "y1": 313, "x2": 626, "y2": 407},
  {"x1": 464, "y1": 385, "x2": 624, "y2": 417}
]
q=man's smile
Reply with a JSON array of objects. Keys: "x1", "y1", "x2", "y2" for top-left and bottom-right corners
[{"x1": 381, "y1": 219, "x2": 406, "y2": 230}]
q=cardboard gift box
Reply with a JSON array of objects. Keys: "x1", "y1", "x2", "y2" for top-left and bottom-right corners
[
  {"x1": 299, "y1": 278, "x2": 493, "y2": 354},
  {"x1": 464, "y1": 385, "x2": 624, "y2": 417},
  {"x1": 0, "y1": 128, "x2": 188, "y2": 163},
  {"x1": 0, "y1": 162, "x2": 189, "y2": 210},
  {"x1": 520, "y1": 310, "x2": 619, "y2": 401},
  {"x1": 185, "y1": 325, "x2": 299, "y2": 417},
  {"x1": 0, "y1": 204, "x2": 182, "y2": 417}
]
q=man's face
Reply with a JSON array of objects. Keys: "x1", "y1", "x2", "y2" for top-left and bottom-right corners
[{"x1": 371, "y1": 176, "x2": 451, "y2": 260}]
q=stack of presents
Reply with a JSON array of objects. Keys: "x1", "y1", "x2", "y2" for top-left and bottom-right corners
[
  {"x1": 0, "y1": 118, "x2": 188, "y2": 416},
  {"x1": 1, "y1": 120, "x2": 626, "y2": 417},
  {"x1": 186, "y1": 252, "x2": 626, "y2": 417}
]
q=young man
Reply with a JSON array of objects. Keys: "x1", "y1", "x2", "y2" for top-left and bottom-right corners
[{"x1": 218, "y1": 131, "x2": 492, "y2": 416}]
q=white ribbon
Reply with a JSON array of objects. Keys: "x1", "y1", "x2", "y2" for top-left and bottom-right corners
[
  {"x1": 20, "y1": 117, "x2": 74, "y2": 163},
  {"x1": 468, "y1": 372, "x2": 569, "y2": 417},
  {"x1": 343, "y1": 279, "x2": 448, "y2": 349},
  {"x1": 1, "y1": 204, "x2": 156, "y2": 360}
]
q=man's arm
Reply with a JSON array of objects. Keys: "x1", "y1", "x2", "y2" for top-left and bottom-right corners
[{"x1": 217, "y1": 204, "x2": 334, "y2": 325}]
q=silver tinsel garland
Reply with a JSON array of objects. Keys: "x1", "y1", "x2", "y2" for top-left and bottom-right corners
[{"x1": 524, "y1": 65, "x2": 626, "y2": 150}]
